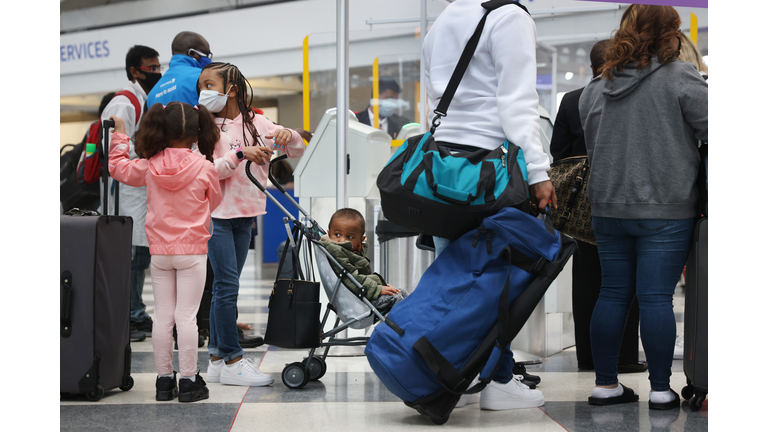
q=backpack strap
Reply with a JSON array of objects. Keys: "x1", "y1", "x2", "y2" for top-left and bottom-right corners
[
  {"x1": 431, "y1": 0, "x2": 530, "y2": 134},
  {"x1": 113, "y1": 90, "x2": 142, "y2": 126}
]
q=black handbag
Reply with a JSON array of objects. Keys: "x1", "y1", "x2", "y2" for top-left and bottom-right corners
[
  {"x1": 548, "y1": 156, "x2": 596, "y2": 245},
  {"x1": 263, "y1": 231, "x2": 322, "y2": 349}
]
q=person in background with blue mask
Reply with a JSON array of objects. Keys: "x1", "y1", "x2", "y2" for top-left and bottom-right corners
[
  {"x1": 355, "y1": 77, "x2": 410, "y2": 139},
  {"x1": 148, "y1": 31, "x2": 212, "y2": 108}
]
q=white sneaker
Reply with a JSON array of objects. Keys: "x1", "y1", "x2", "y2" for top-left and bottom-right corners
[
  {"x1": 673, "y1": 333, "x2": 684, "y2": 360},
  {"x1": 456, "y1": 392, "x2": 481, "y2": 408},
  {"x1": 479, "y1": 376, "x2": 545, "y2": 410},
  {"x1": 206, "y1": 359, "x2": 223, "y2": 383},
  {"x1": 220, "y1": 358, "x2": 274, "y2": 387}
]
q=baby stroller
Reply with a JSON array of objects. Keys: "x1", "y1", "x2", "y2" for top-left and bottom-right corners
[{"x1": 245, "y1": 156, "x2": 404, "y2": 389}]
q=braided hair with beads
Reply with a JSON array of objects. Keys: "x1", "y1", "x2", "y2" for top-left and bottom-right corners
[{"x1": 198, "y1": 62, "x2": 265, "y2": 149}]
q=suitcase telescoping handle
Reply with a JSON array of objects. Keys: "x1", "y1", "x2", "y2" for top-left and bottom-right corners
[{"x1": 101, "y1": 119, "x2": 119, "y2": 216}]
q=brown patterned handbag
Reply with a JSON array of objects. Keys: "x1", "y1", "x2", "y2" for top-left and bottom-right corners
[{"x1": 548, "y1": 156, "x2": 596, "y2": 245}]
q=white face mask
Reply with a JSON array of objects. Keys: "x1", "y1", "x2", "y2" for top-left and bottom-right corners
[
  {"x1": 198, "y1": 85, "x2": 233, "y2": 114},
  {"x1": 375, "y1": 98, "x2": 397, "y2": 118}
]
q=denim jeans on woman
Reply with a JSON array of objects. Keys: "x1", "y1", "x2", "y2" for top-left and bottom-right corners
[
  {"x1": 590, "y1": 217, "x2": 694, "y2": 391},
  {"x1": 433, "y1": 236, "x2": 515, "y2": 384},
  {"x1": 207, "y1": 217, "x2": 253, "y2": 361}
]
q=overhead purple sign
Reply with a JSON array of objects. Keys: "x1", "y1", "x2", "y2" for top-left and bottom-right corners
[{"x1": 576, "y1": 0, "x2": 707, "y2": 7}]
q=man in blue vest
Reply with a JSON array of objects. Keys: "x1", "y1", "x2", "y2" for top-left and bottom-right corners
[{"x1": 148, "y1": 31, "x2": 212, "y2": 108}]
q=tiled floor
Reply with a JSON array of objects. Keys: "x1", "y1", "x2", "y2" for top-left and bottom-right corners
[{"x1": 60, "y1": 254, "x2": 708, "y2": 431}]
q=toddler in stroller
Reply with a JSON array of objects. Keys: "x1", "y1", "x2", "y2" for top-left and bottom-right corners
[{"x1": 318, "y1": 208, "x2": 406, "y2": 314}]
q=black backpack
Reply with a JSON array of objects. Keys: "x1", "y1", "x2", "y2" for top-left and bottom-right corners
[{"x1": 60, "y1": 138, "x2": 100, "y2": 213}]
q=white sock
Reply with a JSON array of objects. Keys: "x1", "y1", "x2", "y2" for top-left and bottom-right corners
[
  {"x1": 650, "y1": 390, "x2": 675, "y2": 404},
  {"x1": 181, "y1": 375, "x2": 196, "y2": 382},
  {"x1": 211, "y1": 359, "x2": 223, "y2": 365},
  {"x1": 159, "y1": 373, "x2": 174, "y2": 379},
  {"x1": 592, "y1": 385, "x2": 624, "y2": 398}
]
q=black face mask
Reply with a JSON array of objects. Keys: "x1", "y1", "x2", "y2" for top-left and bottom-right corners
[{"x1": 137, "y1": 71, "x2": 162, "y2": 90}]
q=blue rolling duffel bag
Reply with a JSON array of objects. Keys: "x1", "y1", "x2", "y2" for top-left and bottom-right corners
[
  {"x1": 364, "y1": 207, "x2": 577, "y2": 424},
  {"x1": 376, "y1": 0, "x2": 532, "y2": 241}
]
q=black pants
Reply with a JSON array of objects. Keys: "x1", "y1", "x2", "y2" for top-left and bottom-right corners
[{"x1": 572, "y1": 240, "x2": 640, "y2": 369}]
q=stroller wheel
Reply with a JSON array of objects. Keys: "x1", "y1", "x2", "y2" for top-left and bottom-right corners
[
  {"x1": 282, "y1": 362, "x2": 309, "y2": 389},
  {"x1": 304, "y1": 357, "x2": 326, "y2": 381}
]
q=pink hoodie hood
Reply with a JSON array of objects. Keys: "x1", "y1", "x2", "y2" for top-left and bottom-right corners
[
  {"x1": 149, "y1": 148, "x2": 207, "y2": 192},
  {"x1": 108, "y1": 134, "x2": 222, "y2": 256}
]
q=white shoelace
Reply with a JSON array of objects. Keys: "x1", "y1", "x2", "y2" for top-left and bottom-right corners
[{"x1": 241, "y1": 358, "x2": 264, "y2": 376}]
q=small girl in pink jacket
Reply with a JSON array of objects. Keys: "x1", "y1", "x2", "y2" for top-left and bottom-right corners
[{"x1": 108, "y1": 102, "x2": 222, "y2": 403}]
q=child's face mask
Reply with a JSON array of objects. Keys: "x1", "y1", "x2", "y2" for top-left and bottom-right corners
[{"x1": 198, "y1": 85, "x2": 232, "y2": 114}]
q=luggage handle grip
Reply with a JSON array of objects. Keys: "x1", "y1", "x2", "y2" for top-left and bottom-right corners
[
  {"x1": 101, "y1": 119, "x2": 120, "y2": 216},
  {"x1": 61, "y1": 271, "x2": 73, "y2": 338}
]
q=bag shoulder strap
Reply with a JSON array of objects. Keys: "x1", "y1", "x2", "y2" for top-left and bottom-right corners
[
  {"x1": 431, "y1": 0, "x2": 530, "y2": 133},
  {"x1": 114, "y1": 90, "x2": 142, "y2": 126}
]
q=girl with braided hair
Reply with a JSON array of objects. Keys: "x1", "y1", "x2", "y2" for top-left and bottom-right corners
[{"x1": 196, "y1": 62, "x2": 306, "y2": 387}]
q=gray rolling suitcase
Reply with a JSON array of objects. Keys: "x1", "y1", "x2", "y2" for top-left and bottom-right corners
[
  {"x1": 681, "y1": 216, "x2": 707, "y2": 411},
  {"x1": 60, "y1": 119, "x2": 134, "y2": 401}
]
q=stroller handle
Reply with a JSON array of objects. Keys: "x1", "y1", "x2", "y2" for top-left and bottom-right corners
[
  {"x1": 268, "y1": 155, "x2": 311, "y2": 219},
  {"x1": 244, "y1": 160, "x2": 326, "y2": 239}
]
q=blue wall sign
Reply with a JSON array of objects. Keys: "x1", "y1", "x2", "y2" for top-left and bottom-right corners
[{"x1": 60, "y1": 41, "x2": 110, "y2": 62}]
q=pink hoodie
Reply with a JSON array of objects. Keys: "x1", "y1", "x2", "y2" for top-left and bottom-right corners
[
  {"x1": 108, "y1": 133, "x2": 222, "y2": 255},
  {"x1": 209, "y1": 113, "x2": 305, "y2": 219}
]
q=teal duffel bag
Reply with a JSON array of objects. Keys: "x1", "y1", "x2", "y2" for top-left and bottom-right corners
[
  {"x1": 376, "y1": 0, "x2": 531, "y2": 241},
  {"x1": 377, "y1": 131, "x2": 529, "y2": 241}
]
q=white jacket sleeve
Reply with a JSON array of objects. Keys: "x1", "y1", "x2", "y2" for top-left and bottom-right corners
[
  {"x1": 488, "y1": 10, "x2": 550, "y2": 185},
  {"x1": 101, "y1": 95, "x2": 140, "y2": 160}
]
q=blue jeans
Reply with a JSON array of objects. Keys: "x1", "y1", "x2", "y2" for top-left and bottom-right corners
[
  {"x1": 207, "y1": 217, "x2": 253, "y2": 361},
  {"x1": 590, "y1": 217, "x2": 694, "y2": 391},
  {"x1": 130, "y1": 246, "x2": 152, "y2": 323},
  {"x1": 434, "y1": 236, "x2": 515, "y2": 384}
]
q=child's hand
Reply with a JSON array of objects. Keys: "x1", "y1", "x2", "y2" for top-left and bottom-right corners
[
  {"x1": 242, "y1": 146, "x2": 273, "y2": 166},
  {"x1": 109, "y1": 116, "x2": 126, "y2": 135},
  {"x1": 265, "y1": 129, "x2": 293, "y2": 149},
  {"x1": 381, "y1": 284, "x2": 400, "y2": 296}
]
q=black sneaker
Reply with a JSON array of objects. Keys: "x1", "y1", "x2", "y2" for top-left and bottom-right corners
[
  {"x1": 156, "y1": 372, "x2": 178, "y2": 401},
  {"x1": 130, "y1": 329, "x2": 146, "y2": 343},
  {"x1": 513, "y1": 363, "x2": 541, "y2": 385},
  {"x1": 134, "y1": 318, "x2": 153, "y2": 337},
  {"x1": 179, "y1": 373, "x2": 209, "y2": 403},
  {"x1": 238, "y1": 329, "x2": 265, "y2": 348}
]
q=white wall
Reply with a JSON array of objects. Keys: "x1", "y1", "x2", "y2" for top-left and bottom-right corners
[{"x1": 60, "y1": 0, "x2": 707, "y2": 96}]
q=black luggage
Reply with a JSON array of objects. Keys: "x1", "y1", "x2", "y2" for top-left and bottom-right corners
[
  {"x1": 681, "y1": 143, "x2": 707, "y2": 411},
  {"x1": 60, "y1": 119, "x2": 134, "y2": 401},
  {"x1": 681, "y1": 216, "x2": 707, "y2": 410}
]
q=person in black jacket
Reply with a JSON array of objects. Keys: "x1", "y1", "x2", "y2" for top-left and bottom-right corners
[
  {"x1": 355, "y1": 77, "x2": 410, "y2": 139},
  {"x1": 549, "y1": 40, "x2": 645, "y2": 374}
]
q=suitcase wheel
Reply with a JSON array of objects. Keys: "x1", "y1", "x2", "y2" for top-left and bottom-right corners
[
  {"x1": 431, "y1": 415, "x2": 449, "y2": 425},
  {"x1": 689, "y1": 392, "x2": 707, "y2": 411},
  {"x1": 282, "y1": 362, "x2": 309, "y2": 389},
  {"x1": 119, "y1": 376, "x2": 134, "y2": 392},
  {"x1": 85, "y1": 385, "x2": 104, "y2": 402}
]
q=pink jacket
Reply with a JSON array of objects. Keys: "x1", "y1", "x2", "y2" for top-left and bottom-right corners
[
  {"x1": 209, "y1": 113, "x2": 305, "y2": 219},
  {"x1": 108, "y1": 133, "x2": 222, "y2": 255}
]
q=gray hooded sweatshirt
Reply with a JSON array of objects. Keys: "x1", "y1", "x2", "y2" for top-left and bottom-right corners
[{"x1": 579, "y1": 58, "x2": 707, "y2": 219}]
